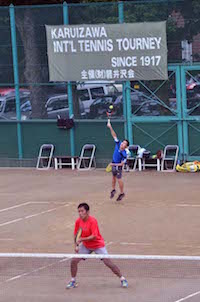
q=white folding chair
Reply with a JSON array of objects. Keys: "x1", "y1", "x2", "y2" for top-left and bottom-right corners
[
  {"x1": 161, "y1": 145, "x2": 179, "y2": 172},
  {"x1": 77, "y1": 144, "x2": 96, "y2": 170},
  {"x1": 141, "y1": 151, "x2": 161, "y2": 172},
  {"x1": 36, "y1": 144, "x2": 54, "y2": 170},
  {"x1": 125, "y1": 145, "x2": 140, "y2": 171}
]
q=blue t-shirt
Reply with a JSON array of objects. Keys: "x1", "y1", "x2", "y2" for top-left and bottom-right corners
[{"x1": 112, "y1": 139, "x2": 127, "y2": 164}]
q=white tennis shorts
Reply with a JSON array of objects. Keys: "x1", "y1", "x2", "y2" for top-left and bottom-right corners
[{"x1": 78, "y1": 244, "x2": 108, "y2": 255}]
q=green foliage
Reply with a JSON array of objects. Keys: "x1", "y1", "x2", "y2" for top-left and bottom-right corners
[{"x1": 178, "y1": 0, "x2": 200, "y2": 41}]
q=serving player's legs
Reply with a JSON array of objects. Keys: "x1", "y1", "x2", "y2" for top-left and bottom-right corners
[
  {"x1": 116, "y1": 171, "x2": 125, "y2": 201},
  {"x1": 118, "y1": 178, "x2": 124, "y2": 194},
  {"x1": 110, "y1": 175, "x2": 117, "y2": 198},
  {"x1": 112, "y1": 175, "x2": 116, "y2": 190}
]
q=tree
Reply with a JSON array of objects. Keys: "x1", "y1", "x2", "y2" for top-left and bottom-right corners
[{"x1": 0, "y1": 0, "x2": 200, "y2": 118}]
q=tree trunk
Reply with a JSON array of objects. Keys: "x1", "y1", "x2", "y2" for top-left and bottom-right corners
[{"x1": 15, "y1": 9, "x2": 48, "y2": 118}]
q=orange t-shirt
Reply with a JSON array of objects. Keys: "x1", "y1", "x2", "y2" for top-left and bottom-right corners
[{"x1": 74, "y1": 216, "x2": 105, "y2": 249}]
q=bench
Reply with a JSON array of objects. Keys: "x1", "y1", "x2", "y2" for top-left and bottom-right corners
[{"x1": 54, "y1": 156, "x2": 79, "y2": 170}]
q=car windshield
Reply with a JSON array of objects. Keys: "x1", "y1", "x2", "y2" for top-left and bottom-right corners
[
  {"x1": 0, "y1": 99, "x2": 4, "y2": 112},
  {"x1": 106, "y1": 85, "x2": 119, "y2": 95}
]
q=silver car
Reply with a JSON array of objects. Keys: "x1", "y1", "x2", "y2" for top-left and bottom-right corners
[{"x1": 0, "y1": 91, "x2": 32, "y2": 120}]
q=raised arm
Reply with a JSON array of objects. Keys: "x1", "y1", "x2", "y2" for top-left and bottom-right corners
[{"x1": 107, "y1": 121, "x2": 117, "y2": 140}]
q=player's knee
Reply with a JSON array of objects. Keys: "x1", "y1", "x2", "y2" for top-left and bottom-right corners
[{"x1": 71, "y1": 258, "x2": 80, "y2": 265}]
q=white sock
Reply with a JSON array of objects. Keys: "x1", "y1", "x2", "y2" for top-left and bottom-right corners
[
  {"x1": 120, "y1": 276, "x2": 125, "y2": 281},
  {"x1": 71, "y1": 278, "x2": 76, "y2": 282}
]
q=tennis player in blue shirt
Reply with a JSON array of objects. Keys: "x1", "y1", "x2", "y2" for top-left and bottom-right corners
[{"x1": 107, "y1": 120, "x2": 129, "y2": 201}]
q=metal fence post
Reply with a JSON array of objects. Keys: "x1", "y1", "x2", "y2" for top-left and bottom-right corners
[
  {"x1": 9, "y1": 4, "x2": 23, "y2": 159},
  {"x1": 176, "y1": 66, "x2": 184, "y2": 161},
  {"x1": 63, "y1": 2, "x2": 75, "y2": 156},
  {"x1": 126, "y1": 81, "x2": 133, "y2": 145},
  {"x1": 118, "y1": 2, "x2": 128, "y2": 139},
  {"x1": 181, "y1": 66, "x2": 189, "y2": 161}
]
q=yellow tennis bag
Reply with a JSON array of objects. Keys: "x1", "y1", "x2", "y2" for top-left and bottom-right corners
[{"x1": 176, "y1": 161, "x2": 200, "y2": 172}]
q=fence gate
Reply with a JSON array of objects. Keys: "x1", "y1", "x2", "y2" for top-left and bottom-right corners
[
  {"x1": 125, "y1": 66, "x2": 184, "y2": 159},
  {"x1": 181, "y1": 65, "x2": 200, "y2": 161}
]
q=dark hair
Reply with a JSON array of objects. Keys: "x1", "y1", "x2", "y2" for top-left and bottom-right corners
[
  {"x1": 124, "y1": 139, "x2": 129, "y2": 147},
  {"x1": 78, "y1": 203, "x2": 90, "y2": 211}
]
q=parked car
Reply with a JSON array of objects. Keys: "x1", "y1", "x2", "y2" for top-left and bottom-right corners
[
  {"x1": 47, "y1": 81, "x2": 121, "y2": 115},
  {"x1": 77, "y1": 81, "x2": 120, "y2": 113},
  {"x1": 88, "y1": 91, "x2": 162, "y2": 119},
  {"x1": 0, "y1": 90, "x2": 32, "y2": 120},
  {"x1": 116, "y1": 91, "x2": 161, "y2": 116},
  {"x1": 187, "y1": 83, "x2": 200, "y2": 115},
  {"x1": 88, "y1": 95, "x2": 120, "y2": 119},
  {"x1": 45, "y1": 93, "x2": 85, "y2": 119},
  {"x1": 0, "y1": 88, "x2": 29, "y2": 97}
]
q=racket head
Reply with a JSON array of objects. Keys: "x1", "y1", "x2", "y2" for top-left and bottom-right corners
[
  {"x1": 106, "y1": 104, "x2": 114, "y2": 119},
  {"x1": 106, "y1": 164, "x2": 112, "y2": 173},
  {"x1": 75, "y1": 228, "x2": 82, "y2": 244}
]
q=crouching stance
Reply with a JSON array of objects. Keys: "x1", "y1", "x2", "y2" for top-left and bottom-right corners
[{"x1": 66, "y1": 203, "x2": 128, "y2": 289}]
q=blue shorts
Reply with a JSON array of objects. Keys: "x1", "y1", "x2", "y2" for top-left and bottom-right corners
[{"x1": 112, "y1": 165, "x2": 122, "y2": 179}]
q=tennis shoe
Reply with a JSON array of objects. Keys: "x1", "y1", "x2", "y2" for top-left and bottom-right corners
[
  {"x1": 121, "y1": 279, "x2": 128, "y2": 288},
  {"x1": 66, "y1": 280, "x2": 78, "y2": 289},
  {"x1": 110, "y1": 189, "x2": 116, "y2": 199},
  {"x1": 116, "y1": 193, "x2": 125, "y2": 201}
]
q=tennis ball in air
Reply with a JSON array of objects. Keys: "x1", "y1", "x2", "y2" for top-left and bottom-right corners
[{"x1": 109, "y1": 105, "x2": 114, "y2": 110}]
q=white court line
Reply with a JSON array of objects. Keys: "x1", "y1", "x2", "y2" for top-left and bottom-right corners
[
  {"x1": 4, "y1": 258, "x2": 69, "y2": 284},
  {"x1": 0, "y1": 238, "x2": 13, "y2": 241},
  {"x1": 25, "y1": 207, "x2": 64, "y2": 219},
  {"x1": 29, "y1": 201, "x2": 67, "y2": 205},
  {"x1": 0, "y1": 204, "x2": 70, "y2": 227},
  {"x1": 176, "y1": 204, "x2": 200, "y2": 207},
  {"x1": 0, "y1": 218, "x2": 23, "y2": 227},
  {"x1": 120, "y1": 242, "x2": 152, "y2": 246},
  {"x1": 174, "y1": 291, "x2": 200, "y2": 302},
  {"x1": 0, "y1": 202, "x2": 30, "y2": 213},
  {"x1": 106, "y1": 242, "x2": 113, "y2": 247}
]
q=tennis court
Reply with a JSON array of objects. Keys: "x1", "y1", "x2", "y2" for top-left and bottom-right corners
[{"x1": 0, "y1": 169, "x2": 200, "y2": 301}]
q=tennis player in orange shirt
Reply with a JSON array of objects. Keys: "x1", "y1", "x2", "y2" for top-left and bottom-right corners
[{"x1": 66, "y1": 203, "x2": 128, "y2": 289}]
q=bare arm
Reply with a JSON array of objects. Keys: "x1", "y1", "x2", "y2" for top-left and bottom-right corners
[
  {"x1": 110, "y1": 162, "x2": 124, "y2": 167},
  {"x1": 76, "y1": 235, "x2": 96, "y2": 245},
  {"x1": 80, "y1": 235, "x2": 96, "y2": 242},
  {"x1": 107, "y1": 121, "x2": 117, "y2": 140}
]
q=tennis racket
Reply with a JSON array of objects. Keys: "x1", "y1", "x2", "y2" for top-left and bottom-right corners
[
  {"x1": 106, "y1": 164, "x2": 112, "y2": 173},
  {"x1": 75, "y1": 228, "x2": 82, "y2": 245},
  {"x1": 106, "y1": 104, "x2": 114, "y2": 124}
]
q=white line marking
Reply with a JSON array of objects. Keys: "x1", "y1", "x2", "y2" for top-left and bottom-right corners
[
  {"x1": 174, "y1": 291, "x2": 200, "y2": 302},
  {"x1": 0, "y1": 218, "x2": 23, "y2": 227},
  {"x1": 0, "y1": 204, "x2": 70, "y2": 227},
  {"x1": 4, "y1": 258, "x2": 69, "y2": 284},
  {"x1": 25, "y1": 204, "x2": 70, "y2": 219},
  {"x1": 0, "y1": 238, "x2": 14, "y2": 241},
  {"x1": 0, "y1": 202, "x2": 30, "y2": 213},
  {"x1": 176, "y1": 204, "x2": 200, "y2": 207},
  {"x1": 30, "y1": 202, "x2": 54, "y2": 204},
  {"x1": 106, "y1": 242, "x2": 113, "y2": 247},
  {"x1": 120, "y1": 242, "x2": 152, "y2": 246},
  {"x1": 25, "y1": 207, "x2": 59, "y2": 219}
]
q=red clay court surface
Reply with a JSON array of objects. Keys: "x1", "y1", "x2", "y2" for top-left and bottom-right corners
[{"x1": 0, "y1": 169, "x2": 200, "y2": 302}]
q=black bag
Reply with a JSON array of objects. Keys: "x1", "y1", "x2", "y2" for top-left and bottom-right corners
[
  {"x1": 142, "y1": 151, "x2": 151, "y2": 159},
  {"x1": 57, "y1": 117, "x2": 74, "y2": 129}
]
